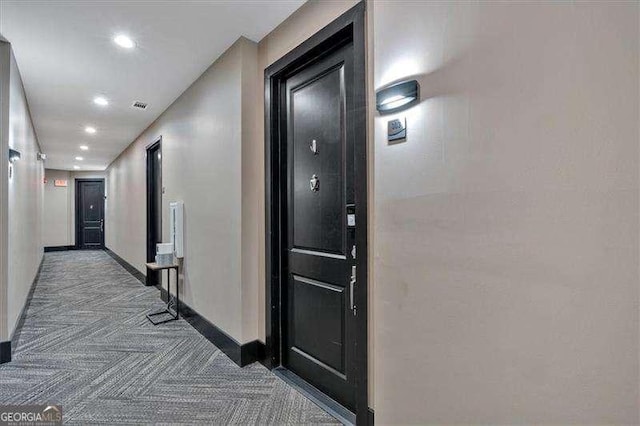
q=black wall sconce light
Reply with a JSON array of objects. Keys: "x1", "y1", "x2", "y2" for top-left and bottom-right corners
[
  {"x1": 376, "y1": 79, "x2": 420, "y2": 113},
  {"x1": 9, "y1": 148, "x2": 21, "y2": 179},
  {"x1": 9, "y1": 148, "x2": 21, "y2": 163}
]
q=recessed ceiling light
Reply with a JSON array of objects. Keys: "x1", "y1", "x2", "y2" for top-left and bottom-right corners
[
  {"x1": 93, "y1": 96, "x2": 108, "y2": 106},
  {"x1": 80, "y1": 145, "x2": 89, "y2": 151},
  {"x1": 73, "y1": 165, "x2": 80, "y2": 170},
  {"x1": 85, "y1": 126, "x2": 96, "y2": 134},
  {"x1": 75, "y1": 156, "x2": 83, "y2": 161},
  {"x1": 114, "y1": 34, "x2": 135, "y2": 49}
]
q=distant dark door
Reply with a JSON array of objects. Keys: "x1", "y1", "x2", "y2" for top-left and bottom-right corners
[
  {"x1": 146, "y1": 139, "x2": 162, "y2": 286},
  {"x1": 76, "y1": 179, "x2": 105, "y2": 249},
  {"x1": 283, "y1": 42, "x2": 357, "y2": 410}
]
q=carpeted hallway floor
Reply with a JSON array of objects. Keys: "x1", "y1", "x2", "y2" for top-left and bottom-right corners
[{"x1": 0, "y1": 250, "x2": 337, "y2": 425}]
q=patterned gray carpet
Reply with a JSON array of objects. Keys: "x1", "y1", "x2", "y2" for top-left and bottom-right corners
[{"x1": 0, "y1": 251, "x2": 337, "y2": 425}]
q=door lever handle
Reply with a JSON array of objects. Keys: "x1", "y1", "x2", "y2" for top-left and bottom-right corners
[
  {"x1": 350, "y1": 265, "x2": 356, "y2": 313},
  {"x1": 100, "y1": 219, "x2": 104, "y2": 232}
]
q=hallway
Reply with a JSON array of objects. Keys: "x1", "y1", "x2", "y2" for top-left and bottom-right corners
[
  {"x1": 0, "y1": 251, "x2": 336, "y2": 424},
  {"x1": 1, "y1": 1, "x2": 639, "y2": 423}
]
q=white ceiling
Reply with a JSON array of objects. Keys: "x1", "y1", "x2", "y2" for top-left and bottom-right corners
[{"x1": 0, "y1": 0, "x2": 304, "y2": 170}]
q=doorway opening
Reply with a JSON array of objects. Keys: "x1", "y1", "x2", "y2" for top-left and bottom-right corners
[
  {"x1": 146, "y1": 137, "x2": 162, "y2": 287},
  {"x1": 75, "y1": 179, "x2": 105, "y2": 249},
  {"x1": 264, "y1": 3, "x2": 368, "y2": 424}
]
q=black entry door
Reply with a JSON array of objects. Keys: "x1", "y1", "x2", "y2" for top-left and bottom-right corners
[
  {"x1": 283, "y1": 41, "x2": 356, "y2": 410},
  {"x1": 146, "y1": 140, "x2": 162, "y2": 286},
  {"x1": 76, "y1": 180, "x2": 104, "y2": 249}
]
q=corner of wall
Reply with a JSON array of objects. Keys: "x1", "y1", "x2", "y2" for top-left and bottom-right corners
[
  {"x1": 364, "y1": 0, "x2": 375, "y2": 409},
  {"x1": 240, "y1": 36, "x2": 261, "y2": 344},
  {"x1": 0, "y1": 41, "x2": 10, "y2": 342}
]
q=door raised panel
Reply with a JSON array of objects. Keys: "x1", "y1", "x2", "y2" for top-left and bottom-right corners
[
  {"x1": 291, "y1": 275, "x2": 345, "y2": 375},
  {"x1": 291, "y1": 65, "x2": 345, "y2": 256}
]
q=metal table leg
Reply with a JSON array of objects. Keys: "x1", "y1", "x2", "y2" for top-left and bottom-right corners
[{"x1": 146, "y1": 267, "x2": 179, "y2": 325}]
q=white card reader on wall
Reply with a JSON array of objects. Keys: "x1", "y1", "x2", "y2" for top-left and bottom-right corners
[
  {"x1": 387, "y1": 117, "x2": 406, "y2": 142},
  {"x1": 170, "y1": 201, "x2": 184, "y2": 258},
  {"x1": 346, "y1": 204, "x2": 356, "y2": 228}
]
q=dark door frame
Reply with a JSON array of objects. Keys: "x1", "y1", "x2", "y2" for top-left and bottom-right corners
[
  {"x1": 146, "y1": 137, "x2": 162, "y2": 286},
  {"x1": 74, "y1": 178, "x2": 105, "y2": 249},
  {"x1": 264, "y1": 2, "x2": 368, "y2": 424}
]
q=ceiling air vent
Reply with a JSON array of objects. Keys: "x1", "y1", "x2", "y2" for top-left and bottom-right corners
[{"x1": 132, "y1": 101, "x2": 148, "y2": 110}]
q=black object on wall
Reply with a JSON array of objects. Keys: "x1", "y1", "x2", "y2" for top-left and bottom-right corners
[{"x1": 375, "y1": 79, "x2": 419, "y2": 113}]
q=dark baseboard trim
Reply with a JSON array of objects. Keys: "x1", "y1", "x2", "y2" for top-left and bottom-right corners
[
  {"x1": 44, "y1": 245, "x2": 75, "y2": 252},
  {"x1": 258, "y1": 350, "x2": 270, "y2": 369},
  {"x1": 0, "y1": 341, "x2": 10, "y2": 364},
  {"x1": 243, "y1": 340, "x2": 265, "y2": 368},
  {"x1": 104, "y1": 247, "x2": 146, "y2": 285},
  {"x1": 10, "y1": 255, "x2": 44, "y2": 353},
  {"x1": 368, "y1": 407, "x2": 374, "y2": 425},
  {"x1": 157, "y1": 285, "x2": 263, "y2": 367}
]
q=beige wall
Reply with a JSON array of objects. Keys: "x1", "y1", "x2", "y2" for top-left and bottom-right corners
[
  {"x1": 43, "y1": 169, "x2": 70, "y2": 246},
  {"x1": 240, "y1": 39, "x2": 261, "y2": 343},
  {"x1": 7, "y1": 47, "x2": 44, "y2": 338},
  {"x1": 105, "y1": 138, "x2": 146, "y2": 273},
  {"x1": 105, "y1": 38, "x2": 257, "y2": 343},
  {"x1": 372, "y1": 1, "x2": 638, "y2": 423},
  {"x1": 43, "y1": 169, "x2": 105, "y2": 247}
]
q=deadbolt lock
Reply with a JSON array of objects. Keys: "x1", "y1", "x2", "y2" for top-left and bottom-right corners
[{"x1": 310, "y1": 174, "x2": 320, "y2": 192}]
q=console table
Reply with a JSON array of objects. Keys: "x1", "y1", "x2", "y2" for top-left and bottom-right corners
[{"x1": 145, "y1": 262, "x2": 180, "y2": 325}]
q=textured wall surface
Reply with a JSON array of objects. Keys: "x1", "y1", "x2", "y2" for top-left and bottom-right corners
[
  {"x1": 372, "y1": 1, "x2": 639, "y2": 423},
  {"x1": 43, "y1": 169, "x2": 70, "y2": 247},
  {"x1": 7, "y1": 48, "x2": 43, "y2": 337}
]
